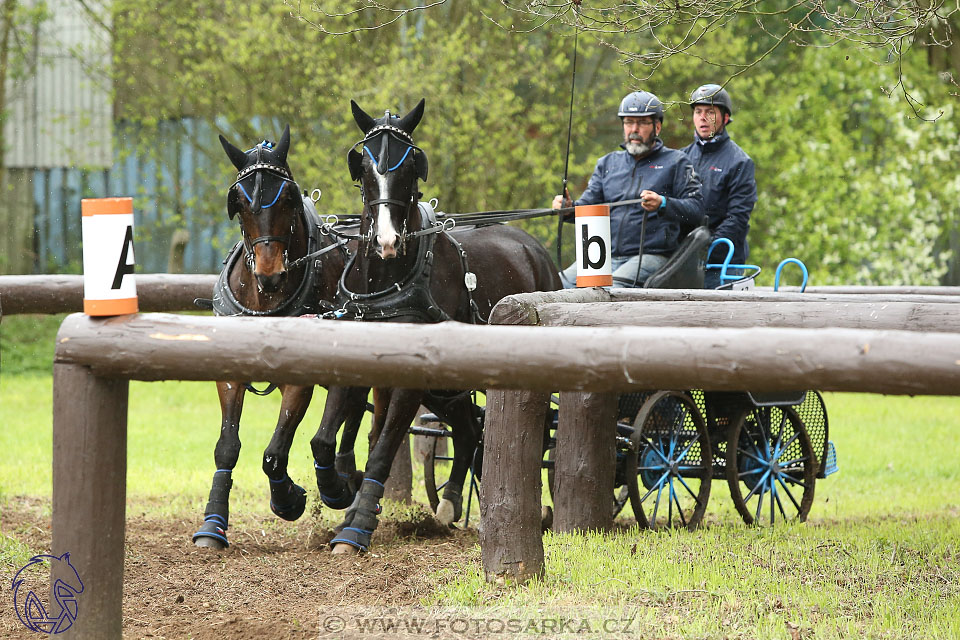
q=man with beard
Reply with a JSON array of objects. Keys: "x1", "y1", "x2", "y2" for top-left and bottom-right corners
[
  {"x1": 553, "y1": 90, "x2": 703, "y2": 287},
  {"x1": 682, "y1": 84, "x2": 757, "y2": 289}
]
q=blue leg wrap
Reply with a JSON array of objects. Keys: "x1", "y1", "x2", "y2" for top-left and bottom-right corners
[
  {"x1": 193, "y1": 471, "x2": 232, "y2": 547},
  {"x1": 329, "y1": 479, "x2": 384, "y2": 552}
]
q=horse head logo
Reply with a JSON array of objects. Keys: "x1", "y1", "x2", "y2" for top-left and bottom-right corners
[{"x1": 12, "y1": 552, "x2": 84, "y2": 634}]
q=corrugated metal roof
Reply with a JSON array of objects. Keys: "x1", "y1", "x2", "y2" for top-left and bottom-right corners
[{"x1": 3, "y1": 0, "x2": 113, "y2": 169}]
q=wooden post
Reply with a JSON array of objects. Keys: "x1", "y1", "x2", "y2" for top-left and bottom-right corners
[
  {"x1": 383, "y1": 434, "x2": 413, "y2": 503},
  {"x1": 479, "y1": 389, "x2": 548, "y2": 584},
  {"x1": 52, "y1": 363, "x2": 128, "y2": 640},
  {"x1": 554, "y1": 392, "x2": 617, "y2": 532}
]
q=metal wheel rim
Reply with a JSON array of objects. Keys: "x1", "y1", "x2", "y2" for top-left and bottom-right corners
[
  {"x1": 726, "y1": 405, "x2": 816, "y2": 525},
  {"x1": 626, "y1": 390, "x2": 712, "y2": 531}
]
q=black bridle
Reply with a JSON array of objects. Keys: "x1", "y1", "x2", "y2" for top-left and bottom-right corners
[
  {"x1": 228, "y1": 146, "x2": 301, "y2": 272},
  {"x1": 352, "y1": 125, "x2": 427, "y2": 256}
]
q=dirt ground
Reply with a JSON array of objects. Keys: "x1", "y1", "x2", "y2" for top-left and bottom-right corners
[{"x1": 2, "y1": 497, "x2": 482, "y2": 640}]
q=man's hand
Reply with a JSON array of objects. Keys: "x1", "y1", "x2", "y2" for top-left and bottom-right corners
[
  {"x1": 639, "y1": 190, "x2": 663, "y2": 212},
  {"x1": 552, "y1": 193, "x2": 573, "y2": 210}
]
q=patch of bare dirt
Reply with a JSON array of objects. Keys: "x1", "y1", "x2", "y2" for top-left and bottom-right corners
[{"x1": 1, "y1": 497, "x2": 479, "y2": 639}]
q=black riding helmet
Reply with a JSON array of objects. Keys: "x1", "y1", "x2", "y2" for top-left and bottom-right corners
[
  {"x1": 618, "y1": 91, "x2": 664, "y2": 122},
  {"x1": 690, "y1": 84, "x2": 733, "y2": 121}
]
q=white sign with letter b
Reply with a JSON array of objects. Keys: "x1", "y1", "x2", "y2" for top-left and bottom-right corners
[{"x1": 574, "y1": 204, "x2": 613, "y2": 287}]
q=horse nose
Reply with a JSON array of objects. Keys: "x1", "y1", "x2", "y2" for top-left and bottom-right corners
[
  {"x1": 377, "y1": 233, "x2": 398, "y2": 259},
  {"x1": 255, "y1": 271, "x2": 286, "y2": 292}
]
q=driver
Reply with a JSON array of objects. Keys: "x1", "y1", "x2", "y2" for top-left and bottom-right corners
[
  {"x1": 681, "y1": 84, "x2": 757, "y2": 289},
  {"x1": 552, "y1": 90, "x2": 703, "y2": 287}
]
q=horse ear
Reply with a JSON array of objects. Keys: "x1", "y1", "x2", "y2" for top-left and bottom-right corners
[
  {"x1": 348, "y1": 148, "x2": 363, "y2": 181},
  {"x1": 351, "y1": 100, "x2": 376, "y2": 134},
  {"x1": 220, "y1": 134, "x2": 248, "y2": 171},
  {"x1": 398, "y1": 98, "x2": 425, "y2": 135},
  {"x1": 275, "y1": 124, "x2": 291, "y2": 163},
  {"x1": 415, "y1": 150, "x2": 428, "y2": 182},
  {"x1": 227, "y1": 187, "x2": 240, "y2": 220}
]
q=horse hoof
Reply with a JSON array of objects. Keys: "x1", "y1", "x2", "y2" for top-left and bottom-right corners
[
  {"x1": 193, "y1": 534, "x2": 228, "y2": 550},
  {"x1": 192, "y1": 521, "x2": 229, "y2": 549},
  {"x1": 436, "y1": 498, "x2": 458, "y2": 526},
  {"x1": 331, "y1": 543, "x2": 359, "y2": 555},
  {"x1": 541, "y1": 505, "x2": 554, "y2": 532}
]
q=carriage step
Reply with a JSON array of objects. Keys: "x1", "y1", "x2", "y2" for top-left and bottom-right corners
[
  {"x1": 822, "y1": 440, "x2": 839, "y2": 477},
  {"x1": 409, "y1": 425, "x2": 449, "y2": 438}
]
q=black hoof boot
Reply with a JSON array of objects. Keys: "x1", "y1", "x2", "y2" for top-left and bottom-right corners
[
  {"x1": 329, "y1": 478, "x2": 384, "y2": 552},
  {"x1": 193, "y1": 470, "x2": 231, "y2": 548},
  {"x1": 315, "y1": 460, "x2": 356, "y2": 509},
  {"x1": 269, "y1": 477, "x2": 307, "y2": 521},
  {"x1": 193, "y1": 515, "x2": 229, "y2": 549}
]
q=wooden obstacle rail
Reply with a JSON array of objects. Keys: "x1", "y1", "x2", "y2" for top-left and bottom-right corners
[
  {"x1": 0, "y1": 274, "x2": 217, "y2": 315},
  {"x1": 51, "y1": 310, "x2": 960, "y2": 636},
  {"x1": 481, "y1": 288, "x2": 960, "y2": 583}
]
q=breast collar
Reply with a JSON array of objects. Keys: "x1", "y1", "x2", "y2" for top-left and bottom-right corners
[
  {"x1": 334, "y1": 202, "x2": 452, "y2": 323},
  {"x1": 213, "y1": 198, "x2": 342, "y2": 317}
]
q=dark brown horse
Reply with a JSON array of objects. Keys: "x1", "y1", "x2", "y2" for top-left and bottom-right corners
[
  {"x1": 192, "y1": 126, "x2": 352, "y2": 549},
  {"x1": 314, "y1": 99, "x2": 560, "y2": 553}
]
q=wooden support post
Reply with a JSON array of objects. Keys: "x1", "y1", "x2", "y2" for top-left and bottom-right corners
[
  {"x1": 52, "y1": 363, "x2": 128, "y2": 640},
  {"x1": 383, "y1": 434, "x2": 413, "y2": 503},
  {"x1": 479, "y1": 389, "x2": 548, "y2": 584},
  {"x1": 554, "y1": 392, "x2": 617, "y2": 532}
]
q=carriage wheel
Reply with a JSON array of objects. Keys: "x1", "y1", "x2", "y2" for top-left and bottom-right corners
[
  {"x1": 726, "y1": 405, "x2": 816, "y2": 525},
  {"x1": 422, "y1": 427, "x2": 480, "y2": 525},
  {"x1": 625, "y1": 391, "x2": 712, "y2": 531}
]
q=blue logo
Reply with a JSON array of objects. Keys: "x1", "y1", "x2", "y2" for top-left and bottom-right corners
[{"x1": 11, "y1": 553, "x2": 84, "y2": 634}]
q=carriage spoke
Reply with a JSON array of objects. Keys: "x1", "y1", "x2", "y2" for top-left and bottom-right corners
[
  {"x1": 776, "y1": 474, "x2": 803, "y2": 513},
  {"x1": 675, "y1": 475, "x2": 703, "y2": 504},
  {"x1": 651, "y1": 480, "x2": 666, "y2": 527},
  {"x1": 744, "y1": 468, "x2": 772, "y2": 502}
]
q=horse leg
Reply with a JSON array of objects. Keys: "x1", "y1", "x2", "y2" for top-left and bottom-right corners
[
  {"x1": 262, "y1": 384, "x2": 313, "y2": 521},
  {"x1": 193, "y1": 381, "x2": 245, "y2": 549},
  {"x1": 331, "y1": 389, "x2": 422, "y2": 554},
  {"x1": 427, "y1": 396, "x2": 481, "y2": 526},
  {"x1": 334, "y1": 388, "x2": 370, "y2": 496},
  {"x1": 311, "y1": 386, "x2": 369, "y2": 510}
]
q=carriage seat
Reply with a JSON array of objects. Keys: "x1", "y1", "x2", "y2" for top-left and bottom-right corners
[{"x1": 642, "y1": 222, "x2": 711, "y2": 289}]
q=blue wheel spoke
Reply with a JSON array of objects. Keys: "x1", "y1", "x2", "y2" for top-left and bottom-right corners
[
  {"x1": 776, "y1": 474, "x2": 803, "y2": 513},
  {"x1": 772, "y1": 429, "x2": 802, "y2": 462},
  {"x1": 675, "y1": 475, "x2": 703, "y2": 504},
  {"x1": 738, "y1": 446, "x2": 768, "y2": 466},
  {"x1": 637, "y1": 436, "x2": 671, "y2": 466},
  {"x1": 744, "y1": 468, "x2": 772, "y2": 502}
]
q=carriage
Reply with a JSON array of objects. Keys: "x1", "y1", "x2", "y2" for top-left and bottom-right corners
[{"x1": 412, "y1": 245, "x2": 840, "y2": 531}]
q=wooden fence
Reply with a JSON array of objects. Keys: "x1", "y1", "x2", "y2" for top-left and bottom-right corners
[{"x1": 46, "y1": 289, "x2": 960, "y2": 637}]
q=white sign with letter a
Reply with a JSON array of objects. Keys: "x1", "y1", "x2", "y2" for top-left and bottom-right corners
[
  {"x1": 575, "y1": 204, "x2": 613, "y2": 287},
  {"x1": 81, "y1": 197, "x2": 139, "y2": 316}
]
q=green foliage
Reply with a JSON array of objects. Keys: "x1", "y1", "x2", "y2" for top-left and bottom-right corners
[{"x1": 102, "y1": 1, "x2": 960, "y2": 283}]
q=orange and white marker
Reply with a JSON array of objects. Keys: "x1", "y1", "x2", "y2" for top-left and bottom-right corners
[
  {"x1": 81, "y1": 197, "x2": 138, "y2": 316},
  {"x1": 575, "y1": 204, "x2": 613, "y2": 287}
]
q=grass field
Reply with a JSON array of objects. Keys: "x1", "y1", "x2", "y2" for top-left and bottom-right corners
[{"x1": 2, "y1": 313, "x2": 959, "y2": 638}]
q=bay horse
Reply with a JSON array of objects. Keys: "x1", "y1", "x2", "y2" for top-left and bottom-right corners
[
  {"x1": 312, "y1": 99, "x2": 561, "y2": 553},
  {"x1": 192, "y1": 126, "x2": 356, "y2": 549}
]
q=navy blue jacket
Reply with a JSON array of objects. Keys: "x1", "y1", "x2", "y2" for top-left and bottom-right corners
[
  {"x1": 574, "y1": 140, "x2": 703, "y2": 258},
  {"x1": 682, "y1": 131, "x2": 756, "y2": 265}
]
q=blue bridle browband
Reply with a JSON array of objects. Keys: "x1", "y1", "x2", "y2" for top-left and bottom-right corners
[
  {"x1": 363, "y1": 144, "x2": 412, "y2": 172},
  {"x1": 237, "y1": 179, "x2": 287, "y2": 208}
]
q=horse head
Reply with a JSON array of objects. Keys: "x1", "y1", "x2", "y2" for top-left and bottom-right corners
[
  {"x1": 220, "y1": 125, "x2": 302, "y2": 292},
  {"x1": 347, "y1": 99, "x2": 428, "y2": 259}
]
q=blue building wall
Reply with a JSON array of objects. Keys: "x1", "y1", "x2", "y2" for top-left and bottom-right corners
[{"x1": 29, "y1": 119, "x2": 239, "y2": 275}]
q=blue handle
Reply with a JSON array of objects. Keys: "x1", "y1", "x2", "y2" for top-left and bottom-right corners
[
  {"x1": 706, "y1": 239, "x2": 761, "y2": 285},
  {"x1": 774, "y1": 258, "x2": 809, "y2": 292}
]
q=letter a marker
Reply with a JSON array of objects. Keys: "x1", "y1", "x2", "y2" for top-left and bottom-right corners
[{"x1": 81, "y1": 197, "x2": 139, "y2": 316}]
